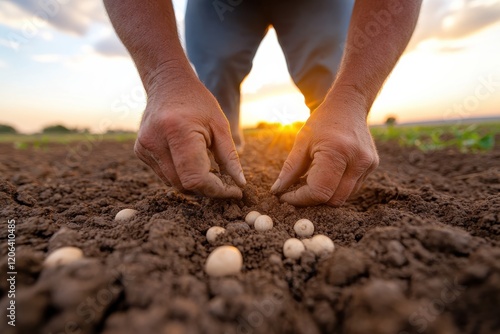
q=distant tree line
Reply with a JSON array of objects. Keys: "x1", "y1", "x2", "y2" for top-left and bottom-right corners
[
  {"x1": 0, "y1": 124, "x2": 17, "y2": 134},
  {"x1": 0, "y1": 123, "x2": 137, "y2": 135}
]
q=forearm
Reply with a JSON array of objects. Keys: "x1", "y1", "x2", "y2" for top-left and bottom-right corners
[
  {"x1": 328, "y1": 0, "x2": 422, "y2": 112},
  {"x1": 103, "y1": 0, "x2": 194, "y2": 94}
]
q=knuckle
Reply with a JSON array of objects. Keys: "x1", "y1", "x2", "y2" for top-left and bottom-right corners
[
  {"x1": 356, "y1": 148, "x2": 379, "y2": 170},
  {"x1": 309, "y1": 184, "x2": 333, "y2": 203},
  {"x1": 372, "y1": 154, "x2": 380, "y2": 169},
  {"x1": 134, "y1": 139, "x2": 150, "y2": 162},
  {"x1": 224, "y1": 145, "x2": 239, "y2": 163},
  {"x1": 281, "y1": 159, "x2": 295, "y2": 173},
  {"x1": 328, "y1": 197, "x2": 346, "y2": 207},
  {"x1": 179, "y1": 173, "x2": 205, "y2": 192},
  {"x1": 356, "y1": 155, "x2": 373, "y2": 170}
]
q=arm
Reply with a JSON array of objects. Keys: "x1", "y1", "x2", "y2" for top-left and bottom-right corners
[
  {"x1": 104, "y1": 0, "x2": 246, "y2": 198},
  {"x1": 272, "y1": 0, "x2": 422, "y2": 206}
]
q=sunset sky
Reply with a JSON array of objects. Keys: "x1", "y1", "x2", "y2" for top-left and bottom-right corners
[{"x1": 0, "y1": 0, "x2": 499, "y2": 133}]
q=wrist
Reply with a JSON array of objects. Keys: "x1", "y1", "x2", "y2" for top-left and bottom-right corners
[
  {"x1": 322, "y1": 84, "x2": 371, "y2": 121},
  {"x1": 144, "y1": 58, "x2": 199, "y2": 104}
]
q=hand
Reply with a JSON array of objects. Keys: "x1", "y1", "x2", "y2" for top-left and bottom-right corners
[
  {"x1": 271, "y1": 92, "x2": 379, "y2": 206},
  {"x1": 134, "y1": 72, "x2": 246, "y2": 199}
]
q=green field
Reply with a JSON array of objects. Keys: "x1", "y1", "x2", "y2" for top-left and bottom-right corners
[
  {"x1": 370, "y1": 122, "x2": 499, "y2": 152},
  {"x1": 1, "y1": 122, "x2": 498, "y2": 153},
  {"x1": 0, "y1": 132, "x2": 137, "y2": 150}
]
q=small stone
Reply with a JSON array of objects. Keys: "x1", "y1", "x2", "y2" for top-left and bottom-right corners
[
  {"x1": 303, "y1": 235, "x2": 335, "y2": 257},
  {"x1": 206, "y1": 226, "x2": 226, "y2": 244},
  {"x1": 43, "y1": 247, "x2": 84, "y2": 268},
  {"x1": 205, "y1": 246, "x2": 243, "y2": 277},
  {"x1": 283, "y1": 238, "x2": 305, "y2": 260},
  {"x1": 294, "y1": 219, "x2": 315, "y2": 237},
  {"x1": 115, "y1": 208, "x2": 138, "y2": 221},
  {"x1": 245, "y1": 211, "x2": 261, "y2": 226},
  {"x1": 254, "y1": 215, "x2": 273, "y2": 232}
]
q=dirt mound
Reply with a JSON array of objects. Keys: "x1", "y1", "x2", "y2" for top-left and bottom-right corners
[{"x1": 0, "y1": 133, "x2": 499, "y2": 334}]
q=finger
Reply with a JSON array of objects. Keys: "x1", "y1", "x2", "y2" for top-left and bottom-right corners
[
  {"x1": 280, "y1": 150, "x2": 347, "y2": 206},
  {"x1": 271, "y1": 141, "x2": 311, "y2": 194},
  {"x1": 134, "y1": 141, "x2": 176, "y2": 187},
  {"x1": 198, "y1": 172, "x2": 243, "y2": 199},
  {"x1": 151, "y1": 149, "x2": 184, "y2": 190},
  {"x1": 350, "y1": 173, "x2": 367, "y2": 197},
  {"x1": 326, "y1": 173, "x2": 362, "y2": 207},
  {"x1": 211, "y1": 125, "x2": 246, "y2": 187},
  {"x1": 349, "y1": 159, "x2": 379, "y2": 197},
  {"x1": 169, "y1": 132, "x2": 242, "y2": 199},
  {"x1": 327, "y1": 158, "x2": 372, "y2": 206}
]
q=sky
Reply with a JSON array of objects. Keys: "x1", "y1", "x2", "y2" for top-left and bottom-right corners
[{"x1": 0, "y1": 0, "x2": 499, "y2": 133}]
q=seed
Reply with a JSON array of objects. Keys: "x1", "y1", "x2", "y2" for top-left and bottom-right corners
[
  {"x1": 206, "y1": 226, "x2": 226, "y2": 244},
  {"x1": 283, "y1": 238, "x2": 305, "y2": 259},
  {"x1": 303, "y1": 235, "x2": 335, "y2": 256},
  {"x1": 44, "y1": 247, "x2": 84, "y2": 268},
  {"x1": 293, "y1": 219, "x2": 314, "y2": 237},
  {"x1": 205, "y1": 246, "x2": 243, "y2": 277},
  {"x1": 245, "y1": 211, "x2": 261, "y2": 226},
  {"x1": 115, "y1": 208, "x2": 138, "y2": 221},
  {"x1": 254, "y1": 215, "x2": 273, "y2": 231}
]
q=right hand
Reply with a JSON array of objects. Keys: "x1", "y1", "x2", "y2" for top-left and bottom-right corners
[{"x1": 134, "y1": 71, "x2": 246, "y2": 199}]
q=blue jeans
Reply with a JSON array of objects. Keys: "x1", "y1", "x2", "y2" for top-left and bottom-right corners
[{"x1": 185, "y1": 0, "x2": 354, "y2": 146}]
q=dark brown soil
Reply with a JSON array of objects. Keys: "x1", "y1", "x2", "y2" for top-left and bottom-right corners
[{"x1": 0, "y1": 131, "x2": 499, "y2": 334}]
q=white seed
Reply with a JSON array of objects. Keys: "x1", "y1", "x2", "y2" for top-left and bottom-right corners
[
  {"x1": 44, "y1": 247, "x2": 84, "y2": 268},
  {"x1": 303, "y1": 235, "x2": 335, "y2": 257},
  {"x1": 283, "y1": 238, "x2": 305, "y2": 260},
  {"x1": 205, "y1": 246, "x2": 243, "y2": 277},
  {"x1": 245, "y1": 211, "x2": 261, "y2": 226},
  {"x1": 115, "y1": 208, "x2": 138, "y2": 221},
  {"x1": 206, "y1": 226, "x2": 226, "y2": 244},
  {"x1": 293, "y1": 219, "x2": 315, "y2": 237},
  {"x1": 254, "y1": 215, "x2": 273, "y2": 231}
]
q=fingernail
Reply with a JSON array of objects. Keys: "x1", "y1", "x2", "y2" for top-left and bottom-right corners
[
  {"x1": 239, "y1": 171, "x2": 247, "y2": 186},
  {"x1": 270, "y1": 178, "x2": 281, "y2": 194}
]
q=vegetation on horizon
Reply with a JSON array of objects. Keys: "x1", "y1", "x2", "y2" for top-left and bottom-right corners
[
  {"x1": 371, "y1": 121, "x2": 497, "y2": 153},
  {"x1": 1, "y1": 121, "x2": 497, "y2": 153}
]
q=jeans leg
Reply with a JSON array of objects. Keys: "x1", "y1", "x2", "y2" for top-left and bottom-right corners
[
  {"x1": 271, "y1": 0, "x2": 354, "y2": 112},
  {"x1": 185, "y1": 0, "x2": 269, "y2": 149}
]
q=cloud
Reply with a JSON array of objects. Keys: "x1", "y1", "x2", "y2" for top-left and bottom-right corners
[
  {"x1": 0, "y1": 0, "x2": 107, "y2": 36},
  {"x1": 408, "y1": 0, "x2": 500, "y2": 50},
  {"x1": 436, "y1": 45, "x2": 467, "y2": 53},
  {"x1": 93, "y1": 34, "x2": 128, "y2": 57},
  {"x1": 32, "y1": 53, "x2": 64, "y2": 63}
]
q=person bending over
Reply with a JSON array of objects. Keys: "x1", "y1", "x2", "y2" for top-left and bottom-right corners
[{"x1": 104, "y1": 0, "x2": 422, "y2": 207}]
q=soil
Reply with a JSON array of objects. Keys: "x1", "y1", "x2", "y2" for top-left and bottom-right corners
[{"x1": 0, "y1": 130, "x2": 499, "y2": 334}]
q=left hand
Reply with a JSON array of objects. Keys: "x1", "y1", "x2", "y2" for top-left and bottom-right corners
[{"x1": 270, "y1": 91, "x2": 379, "y2": 206}]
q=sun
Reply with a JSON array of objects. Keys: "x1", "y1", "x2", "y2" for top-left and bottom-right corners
[{"x1": 241, "y1": 92, "x2": 310, "y2": 129}]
